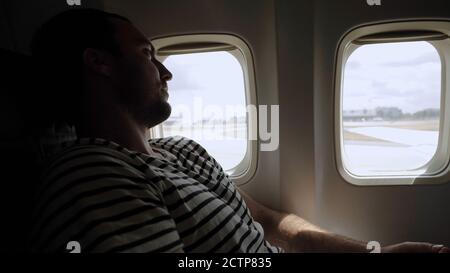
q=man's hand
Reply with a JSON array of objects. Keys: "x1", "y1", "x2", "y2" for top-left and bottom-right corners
[{"x1": 382, "y1": 242, "x2": 450, "y2": 253}]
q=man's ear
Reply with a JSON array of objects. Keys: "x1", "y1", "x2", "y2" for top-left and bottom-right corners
[{"x1": 83, "y1": 48, "x2": 114, "y2": 77}]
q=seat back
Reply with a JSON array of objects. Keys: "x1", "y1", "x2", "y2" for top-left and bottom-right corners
[{"x1": 0, "y1": 49, "x2": 44, "y2": 252}]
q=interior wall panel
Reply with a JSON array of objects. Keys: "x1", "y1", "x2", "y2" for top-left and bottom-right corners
[{"x1": 314, "y1": 0, "x2": 450, "y2": 245}]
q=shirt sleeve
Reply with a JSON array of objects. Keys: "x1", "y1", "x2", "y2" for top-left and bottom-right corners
[{"x1": 30, "y1": 146, "x2": 184, "y2": 253}]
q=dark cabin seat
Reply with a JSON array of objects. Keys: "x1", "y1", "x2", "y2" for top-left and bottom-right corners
[
  {"x1": 0, "y1": 49, "x2": 76, "y2": 252},
  {"x1": 0, "y1": 49, "x2": 38, "y2": 252}
]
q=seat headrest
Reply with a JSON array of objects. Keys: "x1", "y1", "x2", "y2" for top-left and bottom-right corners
[{"x1": 0, "y1": 49, "x2": 77, "y2": 160}]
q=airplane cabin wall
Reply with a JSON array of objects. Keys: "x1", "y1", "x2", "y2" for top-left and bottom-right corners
[
  {"x1": 275, "y1": 0, "x2": 317, "y2": 223},
  {"x1": 0, "y1": 0, "x2": 105, "y2": 54},
  {"x1": 314, "y1": 0, "x2": 450, "y2": 245}
]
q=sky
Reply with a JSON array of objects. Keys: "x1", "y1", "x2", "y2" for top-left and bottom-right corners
[
  {"x1": 343, "y1": 41, "x2": 442, "y2": 114},
  {"x1": 162, "y1": 51, "x2": 247, "y2": 122},
  {"x1": 160, "y1": 41, "x2": 442, "y2": 121}
]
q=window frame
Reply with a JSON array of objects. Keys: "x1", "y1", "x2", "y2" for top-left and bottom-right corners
[
  {"x1": 334, "y1": 21, "x2": 450, "y2": 186},
  {"x1": 150, "y1": 34, "x2": 258, "y2": 186}
]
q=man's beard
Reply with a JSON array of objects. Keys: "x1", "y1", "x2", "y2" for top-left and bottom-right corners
[
  {"x1": 143, "y1": 100, "x2": 172, "y2": 128},
  {"x1": 130, "y1": 99, "x2": 172, "y2": 129},
  {"x1": 119, "y1": 85, "x2": 172, "y2": 129}
]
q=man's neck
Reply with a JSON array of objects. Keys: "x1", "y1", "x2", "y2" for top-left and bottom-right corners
[{"x1": 76, "y1": 104, "x2": 156, "y2": 156}]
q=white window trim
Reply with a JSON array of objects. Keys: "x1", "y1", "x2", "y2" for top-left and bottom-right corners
[
  {"x1": 150, "y1": 34, "x2": 258, "y2": 186},
  {"x1": 334, "y1": 21, "x2": 450, "y2": 186}
]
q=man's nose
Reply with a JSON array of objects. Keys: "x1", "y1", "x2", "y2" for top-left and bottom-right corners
[{"x1": 158, "y1": 62, "x2": 172, "y2": 81}]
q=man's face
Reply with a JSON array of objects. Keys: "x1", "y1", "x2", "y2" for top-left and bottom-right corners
[{"x1": 110, "y1": 19, "x2": 172, "y2": 128}]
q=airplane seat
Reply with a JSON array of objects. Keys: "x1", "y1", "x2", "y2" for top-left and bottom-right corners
[
  {"x1": 0, "y1": 49, "x2": 76, "y2": 252},
  {"x1": 0, "y1": 49, "x2": 37, "y2": 252}
]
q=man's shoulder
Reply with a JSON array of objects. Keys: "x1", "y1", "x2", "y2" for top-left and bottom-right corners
[
  {"x1": 41, "y1": 138, "x2": 140, "y2": 179},
  {"x1": 149, "y1": 136, "x2": 208, "y2": 156},
  {"x1": 49, "y1": 138, "x2": 133, "y2": 160},
  {"x1": 150, "y1": 136, "x2": 225, "y2": 174}
]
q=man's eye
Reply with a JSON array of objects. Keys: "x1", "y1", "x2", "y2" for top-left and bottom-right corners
[{"x1": 143, "y1": 48, "x2": 152, "y2": 58}]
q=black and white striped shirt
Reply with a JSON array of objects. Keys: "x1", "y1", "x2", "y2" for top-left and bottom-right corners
[{"x1": 30, "y1": 136, "x2": 283, "y2": 253}]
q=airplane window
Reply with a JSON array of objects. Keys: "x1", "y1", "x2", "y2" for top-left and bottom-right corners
[
  {"x1": 158, "y1": 51, "x2": 247, "y2": 171},
  {"x1": 342, "y1": 41, "x2": 442, "y2": 176}
]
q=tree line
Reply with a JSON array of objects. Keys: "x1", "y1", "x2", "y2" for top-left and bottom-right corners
[{"x1": 375, "y1": 107, "x2": 439, "y2": 120}]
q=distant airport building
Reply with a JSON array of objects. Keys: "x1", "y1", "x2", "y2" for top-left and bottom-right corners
[{"x1": 343, "y1": 109, "x2": 377, "y2": 121}]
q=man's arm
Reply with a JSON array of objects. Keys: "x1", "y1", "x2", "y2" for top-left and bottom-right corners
[{"x1": 238, "y1": 189, "x2": 450, "y2": 253}]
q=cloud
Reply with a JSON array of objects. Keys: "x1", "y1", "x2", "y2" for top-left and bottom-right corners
[
  {"x1": 346, "y1": 61, "x2": 361, "y2": 70},
  {"x1": 381, "y1": 52, "x2": 440, "y2": 67},
  {"x1": 343, "y1": 43, "x2": 441, "y2": 113},
  {"x1": 165, "y1": 60, "x2": 203, "y2": 91}
]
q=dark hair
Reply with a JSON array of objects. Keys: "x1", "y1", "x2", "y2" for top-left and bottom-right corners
[{"x1": 31, "y1": 8, "x2": 130, "y2": 126}]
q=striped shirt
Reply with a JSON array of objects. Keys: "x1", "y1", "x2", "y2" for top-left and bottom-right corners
[{"x1": 30, "y1": 136, "x2": 283, "y2": 253}]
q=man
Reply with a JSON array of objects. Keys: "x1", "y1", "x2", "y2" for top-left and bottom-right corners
[{"x1": 30, "y1": 9, "x2": 449, "y2": 253}]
